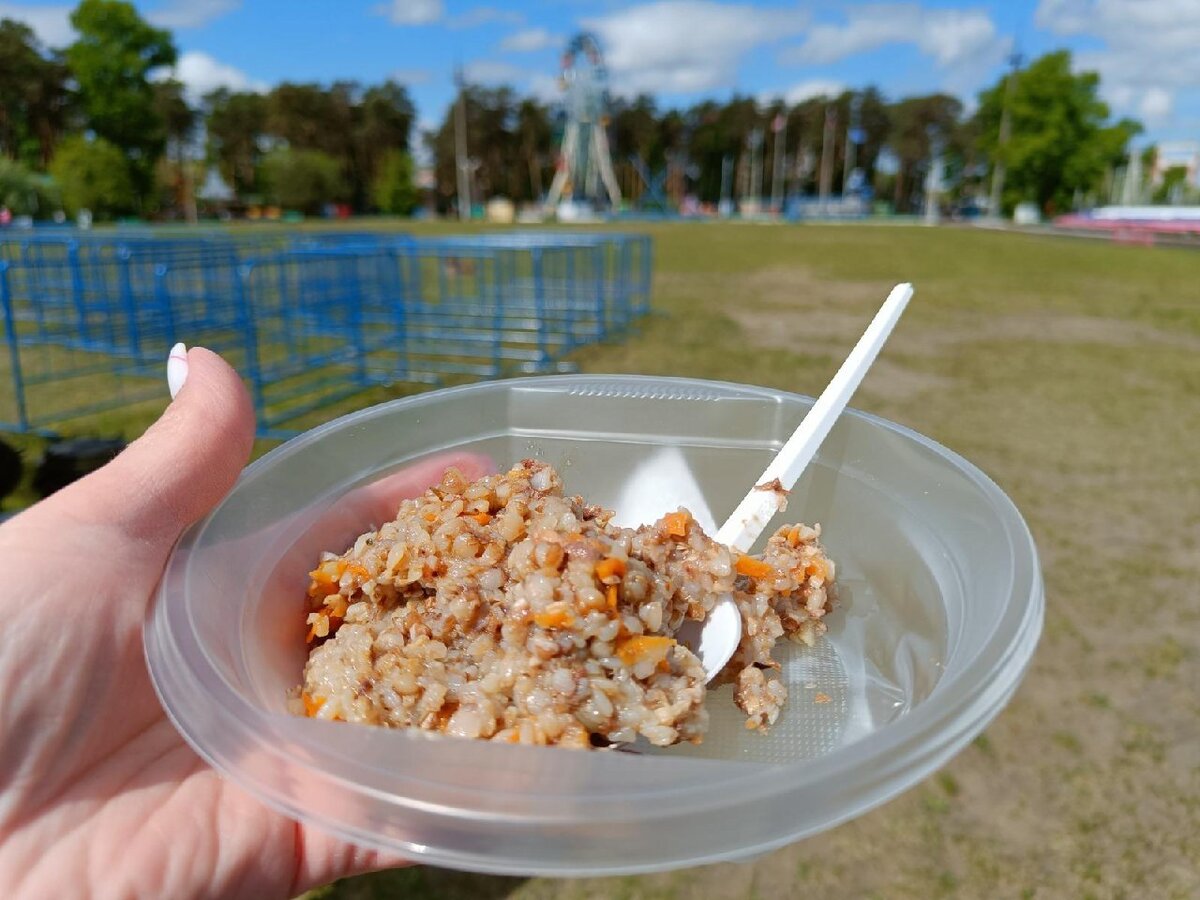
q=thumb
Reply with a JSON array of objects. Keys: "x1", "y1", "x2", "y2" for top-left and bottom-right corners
[{"x1": 48, "y1": 347, "x2": 256, "y2": 552}]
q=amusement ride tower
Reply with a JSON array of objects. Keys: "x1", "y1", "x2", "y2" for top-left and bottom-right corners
[{"x1": 545, "y1": 33, "x2": 621, "y2": 212}]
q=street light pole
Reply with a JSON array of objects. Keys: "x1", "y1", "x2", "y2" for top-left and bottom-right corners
[
  {"x1": 988, "y1": 50, "x2": 1022, "y2": 222},
  {"x1": 749, "y1": 127, "x2": 764, "y2": 212},
  {"x1": 454, "y1": 66, "x2": 471, "y2": 221},
  {"x1": 770, "y1": 112, "x2": 787, "y2": 213},
  {"x1": 842, "y1": 93, "x2": 862, "y2": 195},
  {"x1": 818, "y1": 103, "x2": 836, "y2": 212},
  {"x1": 924, "y1": 126, "x2": 944, "y2": 226}
]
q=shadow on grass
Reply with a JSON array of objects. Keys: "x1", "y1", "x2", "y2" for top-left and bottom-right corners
[{"x1": 314, "y1": 866, "x2": 526, "y2": 900}]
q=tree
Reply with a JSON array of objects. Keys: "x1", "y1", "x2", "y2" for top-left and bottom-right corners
[
  {"x1": 884, "y1": 93, "x2": 964, "y2": 212},
  {"x1": 66, "y1": 0, "x2": 176, "y2": 205},
  {"x1": 266, "y1": 82, "x2": 349, "y2": 153},
  {"x1": 0, "y1": 20, "x2": 43, "y2": 160},
  {"x1": 49, "y1": 135, "x2": 135, "y2": 218},
  {"x1": 514, "y1": 98, "x2": 552, "y2": 201},
  {"x1": 609, "y1": 95, "x2": 658, "y2": 162},
  {"x1": 153, "y1": 78, "x2": 196, "y2": 217},
  {"x1": 975, "y1": 50, "x2": 1141, "y2": 215},
  {"x1": 204, "y1": 88, "x2": 268, "y2": 198},
  {"x1": 0, "y1": 158, "x2": 60, "y2": 216},
  {"x1": 430, "y1": 85, "x2": 528, "y2": 210},
  {"x1": 688, "y1": 96, "x2": 761, "y2": 203},
  {"x1": 371, "y1": 149, "x2": 418, "y2": 214},
  {"x1": 0, "y1": 19, "x2": 72, "y2": 169},
  {"x1": 355, "y1": 81, "x2": 415, "y2": 200},
  {"x1": 260, "y1": 147, "x2": 346, "y2": 214},
  {"x1": 849, "y1": 87, "x2": 892, "y2": 187},
  {"x1": 1154, "y1": 166, "x2": 1194, "y2": 205}
]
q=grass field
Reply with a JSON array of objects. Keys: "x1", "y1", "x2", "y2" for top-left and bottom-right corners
[{"x1": 12, "y1": 221, "x2": 1199, "y2": 898}]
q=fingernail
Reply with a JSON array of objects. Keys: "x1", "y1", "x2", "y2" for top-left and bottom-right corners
[{"x1": 167, "y1": 342, "x2": 189, "y2": 399}]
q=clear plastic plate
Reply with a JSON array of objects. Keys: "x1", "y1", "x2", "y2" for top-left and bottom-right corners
[{"x1": 145, "y1": 375, "x2": 1043, "y2": 875}]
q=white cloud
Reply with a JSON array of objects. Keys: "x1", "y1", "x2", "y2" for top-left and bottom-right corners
[
  {"x1": 584, "y1": 1, "x2": 808, "y2": 95},
  {"x1": 1138, "y1": 87, "x2": 1173, "y2": 124},
  {"x1": 0, "y1": 0, "x2": 239, "y2": 46},
  {"x1": 390, "y1": 66, "x2": 432, "y2": 85},
  {"x1": 767, "y1": 79, "x2": 846, "y2": 106},
  {"x1": 462, "y1": 60, "x2": 527, "y2": 85},
  {"x1": 375, "y1": 0, "x2": 442, "y2": 26},
  {"x1": 785, "y1": 4, "x2": 1006, "y2": 71},
  {"x1": 153, "y1": 51, "x2": 266, "y2": 102},
  {"x1": 457, "y1": 61, "x2": 559, "y2": 99},
  {"x1": 500, "y1": 27, "x2": 559, "y2": 53},
  {"x1": 1036, "y1": 0, "x2": 1192, "y2": 32},
  {"x1": 1036, "y1": 0, "x2": 1200, "y2": 128},
  {"x1": 528, "y1": 72, "x2": 564, "y2": 103},
  {"x1": 448, "y1": 7, "x2": 523, "y2": 29},
  {"x1": 148, "y1": 0, "x2": 239, "y2": 29},
  {"x1": 0, "y1": 2, "x2": 74, "y2": 46}
]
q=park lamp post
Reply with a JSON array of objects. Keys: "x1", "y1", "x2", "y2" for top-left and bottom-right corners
[
  {"x1": 842, "y1": 93, "x2": 863, "y2": 197},
  {"x1": 770, "y1": 108, "x2": 788, "y2": 214},
  {"x1": 454, "y1": 66, "x2": 471, "y2": 221},
  {"x1": 818, "y1": 102, "x2": 837, "y2": 214},
  {"x1": 988, "y1": 50, "x2": 1023, "y2": 222},
  {"x1": 748, "y1": 127, "x2": 764, "y2": 214},
  {"x1": 924, "y1": 125, "x2": 944, "y2": 226}
]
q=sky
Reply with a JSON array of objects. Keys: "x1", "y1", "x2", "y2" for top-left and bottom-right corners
[{"x1": 3, "y1": 0, "x2": 1198, "y2": 148}]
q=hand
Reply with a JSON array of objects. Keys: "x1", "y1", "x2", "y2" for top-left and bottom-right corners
[{"x1": 0, "y1": 349, "x2": 489, "y2": 899}]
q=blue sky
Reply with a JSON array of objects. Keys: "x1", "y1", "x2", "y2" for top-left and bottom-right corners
[{"x1": 3, "y1": 0, "x2": 1197, "y2": 147}]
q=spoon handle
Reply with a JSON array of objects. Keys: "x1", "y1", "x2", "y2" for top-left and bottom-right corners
[{"x1": 714, "y1": 282, "x2": 914, "y2": 553}]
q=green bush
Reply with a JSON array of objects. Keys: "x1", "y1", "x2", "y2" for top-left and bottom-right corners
[
  {"x1": 0, "y1": 158, "x2": 61, "y2": 217},
  {"x1": 48, "y1": 135, "x2": 136, "y2": 219},
  {"x1": 260, "y1": 148, "x2": 346, "y2": 214},
  {"x1": 1153, "y1": 165, "x2": 1197, "y2": 205},
  {"x1": 371, "y1": 149, "x2": 419, "y2": 215}
]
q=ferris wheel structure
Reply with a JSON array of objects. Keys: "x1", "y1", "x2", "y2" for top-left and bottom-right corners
[{"x1": 545, "y1": 33, "x2": 622, "y2": 210}]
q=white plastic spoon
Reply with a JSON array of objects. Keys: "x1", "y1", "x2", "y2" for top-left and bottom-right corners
[{"x1": 680, "y1": 282, "x2": 915, "y2": 680}]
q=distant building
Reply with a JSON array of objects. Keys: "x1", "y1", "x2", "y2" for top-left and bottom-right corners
[{"x1": 1150, "y1": 141, "x2": 1200, "y2": 187}]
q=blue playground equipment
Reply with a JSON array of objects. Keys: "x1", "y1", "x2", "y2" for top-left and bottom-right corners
[
  {"x1": 0, "y1": 229, "x2": 652, "y2": 439},
  {"x1": 630, "y1": 156, "x2": 671, "y2": 214}
]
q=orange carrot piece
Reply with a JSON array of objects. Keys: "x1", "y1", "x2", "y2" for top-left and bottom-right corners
[
  {"x1": 663, "y1": 510, "x2": 691, "y2": 537},
  {"x1": 735, "y1": 556, "x2": 777, "y2": 580},
  {"x1": 615, "y1": 635, "x2": 676, "y2": 667},
  {"x1": 302, "y1": 692, "x2": 324, "y2": 717},
  {"x1": 606, "y1": 584, "x2": 619, "y2": 612},
  {"x1": 310, "y1": 559, "x2": 345, "y2": 586},
  {"x1": 595, "y1": 557, "x2": 627, "y2": 582},
  {"x1": 472, "y1": 512, "x2": 492, "y2": 525},
  {"x1": 534, "y1": 607, "x2": 574, "y2": 628}
]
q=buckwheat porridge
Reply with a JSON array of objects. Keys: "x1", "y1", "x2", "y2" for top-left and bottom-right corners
[{"x1": 291, "y1": 460, "x2": 836, "y2": 748}]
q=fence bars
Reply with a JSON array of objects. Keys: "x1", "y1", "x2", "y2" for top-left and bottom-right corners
[{"x1": 0, "y1": 230, "x2": 653, "y2": 438}]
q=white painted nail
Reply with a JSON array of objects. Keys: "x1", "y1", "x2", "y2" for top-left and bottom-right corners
[{"x1": 167, "y1": 342, "x2": 189, "y2": 399}]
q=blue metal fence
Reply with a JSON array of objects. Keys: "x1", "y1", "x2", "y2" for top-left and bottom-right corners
[{"x1": 0, "y1": 229, "x2": 652, "y2": 438}]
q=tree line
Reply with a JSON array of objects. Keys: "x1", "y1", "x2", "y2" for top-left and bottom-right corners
[
  {"x1": 0, "y1": 0, "x2": 418, "y2": 220},
  {"x1": 0, "y1": 0, "x2": 1148, "y2": 222},
  {"x1": 432, "y1": 52, "x2": 1143, "y2": 217}
]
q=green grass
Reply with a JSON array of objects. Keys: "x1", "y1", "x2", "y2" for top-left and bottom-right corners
[{"x1": 9, "y1": 221, "x2": 1200, "y2": 897}]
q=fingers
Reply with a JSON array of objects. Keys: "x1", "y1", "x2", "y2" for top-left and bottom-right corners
[{"x1": 48, "y1": 347, "x2": 256, "y2": 551}]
